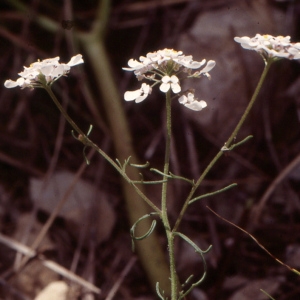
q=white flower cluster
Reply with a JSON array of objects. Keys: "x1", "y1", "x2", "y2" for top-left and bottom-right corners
[
  {"x1": 4, "y1": 54, "x2": 83, "y2": 89},
  {"x1": 123, "y1": 49, "x2": 215, "y2": 111},
  {"x1": 234, "y1": 34, "x2": 300, "y2": 61}
]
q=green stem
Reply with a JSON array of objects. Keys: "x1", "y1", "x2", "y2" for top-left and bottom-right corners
[
  {"x1": 44, "y1": 85, "x2": 161, "y2": 215},
  {"x1": 160, "y1": 91, "x2": 178, "y2": 299},
  {"x1": 225, "y1": 61, "x2": 272, "y2": 147},
  {"x1": 45, "y1": 86, "x2": 86, "y2": 137},
  {"x1": 173, "y1": 61, "x2": 273, "y2": 232},
  {"x1": 161, "y1": 90, "x2": 172, "y2": 221},
  {"x1": 167, "y1": 230, "x2": 177, "y2": 300}
]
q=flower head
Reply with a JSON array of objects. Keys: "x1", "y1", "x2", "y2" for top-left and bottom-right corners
[
  {"x1": 234, "y1": 34, "x2": 300, "y2": 61},
  {"x1": 123, "y1": 48, "x2": 215, "y2": 111},
  {"x1": 4, "y1": 54, "x2": 83, "y2": 89},
  {"x1": 123, "y1": 49, "x2": 215, "y2": 78},
  {"x1": 178, "y1": 93, "x2": 207, "y2": 111}
]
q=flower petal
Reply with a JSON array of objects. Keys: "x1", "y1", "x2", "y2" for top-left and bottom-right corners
[
  {"x1": 67, "y1": 54, "x2": 84, "y2": 66},
  {"x1": 185, "y1": 100, "x2": 207, "y2": 111},
  {"x1": 124, "y1": 90, "x2": 141, "y2": 101},
  {"x1": 201, "y1": 60, "x2": 216, "y2": 73},
  {"x1": 159, "y1": 82, "x2": 170, "y2": 93},
  {"x1": 135, "y1": 94, "x2": 147, "y2": 103},
  {"x1": 178, "y1": 95, "x2": 187, "y2": 104},
  {"x1": 136, "y1": 83, "x2": 151, "y2": 103},
  {"x1": 170, "y1": 75, "x2": 179, "y2": 83},
  {"x1": 4, "y1": 79, "x2": 20, "y2": 88},
  {"x1": 42, "y1": 57, "x2": 60, "y2": 64},
  {"x1": 162, "y1": 76, "x2": 171, "y2": 83},
  {"x1": 171, "y1": 82, "x2": 181, "y2": 93},
  {"x1": 122, "y1": 59, "x2": 144, "y2": 71},
  {"x1": 124, "y1": 83, "x2": 151, "y2": 103}
]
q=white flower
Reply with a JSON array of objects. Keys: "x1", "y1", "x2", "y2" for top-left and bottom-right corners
[
  {"x1": 123, "y1": 49, "x2": 215, "y2": 103},
  {"x1": 123, "y1": 48, "x2": 211, "y2": 77},
  {"x1": 124, "y1": 83, "x2": 152, "y2": 103},
  {"x1": 178, "y1": 93, "x2": 207, "y2": 111},
  {"x1": 159, "y1": 75, "x2": 181, "y2": 93},
  {"x1": 234, "y1": 34, "x2": 300, "y2": 60},
  {"x1": 4, "y1": 54, "x2": 83, "y2": 89}
]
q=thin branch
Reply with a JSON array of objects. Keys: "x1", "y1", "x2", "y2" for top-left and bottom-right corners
[{"x1": 207, "y1": 206, "x2": 300, "y2": 276}]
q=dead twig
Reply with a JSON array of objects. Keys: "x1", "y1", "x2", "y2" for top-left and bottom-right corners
[
  {"x1": 0, "y1": 233, "x2": 101, "y2": 294},
  {"x1": 207, "y1": 206, "x2": 300, "y2": 276}
]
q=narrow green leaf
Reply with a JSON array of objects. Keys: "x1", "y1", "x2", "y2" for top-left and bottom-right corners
[{"x1": 189, "y1": 183, "x2": 237, "y2": 205}]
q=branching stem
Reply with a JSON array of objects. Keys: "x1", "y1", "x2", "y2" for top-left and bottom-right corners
[
  {"x1": 44, "y1": 85, "x2": 161, "y2": 215},
  {"x1": 160, "y1": 91, "x2": 178, "y2": 299}
]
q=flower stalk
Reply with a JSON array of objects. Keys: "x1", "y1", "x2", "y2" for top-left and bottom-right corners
[
  {"x1": 122, "y1": 48, "x2": 215, "y2": 299},
  {"x1": 160, "y1": 90, "x2": 178, "y2": 298},
  {"x1": 225, "y1": 60, "x2": 272, "y2": 148},
  {"x1": 161, "y1": 90, "x2": 172, "y2": 220},
  {"x1": 173, "y1": 60, "x2": 273, "y2": 232}
]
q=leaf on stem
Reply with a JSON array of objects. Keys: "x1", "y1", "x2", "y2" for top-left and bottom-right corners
[
  {"x1": 181, "y1": 274, "x2": 194, "y2": 289},
  {"x1": 83, "y1": 146, "x2": 90, "y2": 165},
  {"x1": 115, "y1": 158, "x2": 122, "y2": 168},
  {"x1": 169, "y1": 172, "x2": 195, "y2": 186},
  {"x1": 156, "y1": 282, "x2": 166, "y2": 300},
  {"x1": 229, "y1": 135, "x2": 253, "y2": 151},
  {"x1": 130, "y1": 179, "x2": 168, "y2": 185},
  {"x1": 115, "y1": 156, "x2": 132, "y2": 171},
  {"x1": 221, "y1": 135, "x2": 253, "y2": 152},
  {"x1": 150, "y1": 169, "x2": 195, "y2": 185},
  {"x1": 130, "y1": 161, "x2": 150, "y2": 168},
  {"x1": 130, "y1": 213, "x2": 159, "y2": 252},
  {"x1": 173, "y1": 232, "x2": 212, "y2": 299},
  {"x1": 189, "y1": 183, "x2": 237, "y2": 205},
  {"x1": 150, "y1": 168, "x2": 172, "y2": 178}
]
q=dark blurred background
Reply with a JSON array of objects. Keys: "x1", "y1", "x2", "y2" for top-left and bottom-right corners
[{"x1": 0, "y1": 0, "x2": 300, "y2": 299}]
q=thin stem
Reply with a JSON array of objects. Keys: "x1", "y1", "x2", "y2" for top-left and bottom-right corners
[
  {"x1": 225, "y1": 61, "x2": 272, "y2": 148},
  {"x1": 173, "y1": 151, "x2": 223, "y2": 232},
  {"x1": 166, "y1": 230, "x2": 177, "y2": 300},
  {"x1": 45, "y1": 86, "x2": 86, "y2": 137},
  {"x1": 161, "y1": 90, "x2": 172, "y2": 223},
  {"x1": 44, "y1": 85, "x2": 161, "y2": 215},
  {"x1": 160, "y1": 91, "x2": 177, "y2": 299},
  {"x1": 173, "y1": 61, "x2": 273, "y2": 232}
]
